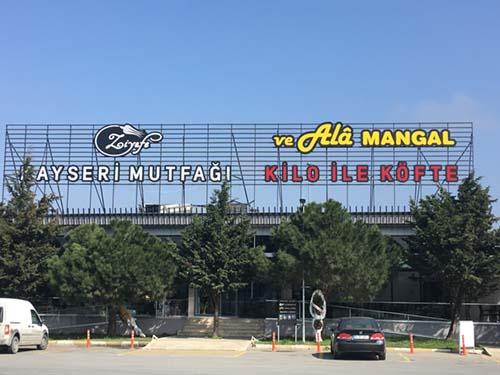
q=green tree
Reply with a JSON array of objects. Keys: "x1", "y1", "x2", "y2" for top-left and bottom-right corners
[
  {"x1": 409, "y1": 174, "x2": 499, "y2": 338},
  {"x1": 179, "y1": 183, "x2": 268, "y2": 337},
  {"x1": 0, "y1": 155, "x2": 60, "y2": 300},
  {"x1": 48, "y1": 220, "x2": 177, "y2": 335},
  {"x1": 271, "y1": 200, "x2": 399, "y2": 302}
]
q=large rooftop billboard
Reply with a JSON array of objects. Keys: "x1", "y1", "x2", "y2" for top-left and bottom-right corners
[{"x1": 1, "y1": 122, "x2": 473, "y2": 211}]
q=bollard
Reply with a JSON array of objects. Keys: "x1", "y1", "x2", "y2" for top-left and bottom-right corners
[
  {"x1": 461, "y1": 335, "x2": 467, "y2": 356},
  {"x1": 316, "y1": 332, "x2": 321, "y2": 353},
  {"x1": 272, "y1": 331, "x2": 276, "y2": 352},
  {"x1": 86, "y1": 329, "x2": 91, "y2": 349},
  {"x1": 409, "y1": 333, "x2": 414, "y2": 354},
  {"x1": 130, "y1": 330, "x2": 135, "y2": 350}
]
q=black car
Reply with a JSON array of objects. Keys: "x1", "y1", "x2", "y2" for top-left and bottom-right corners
[{"x1": 330, "y1": 317, "x2": 386, "y2": 360}]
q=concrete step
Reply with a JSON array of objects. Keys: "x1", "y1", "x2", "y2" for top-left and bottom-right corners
[
  {"x1": 220, "y1": 325, "x2": 264, "y2": 330},
  {"x1": 219, "y1": 332, "x2": 263, "y2": 337},
  {"x1": 219, "y1": 320, "x2": 264, "y2": 327},
  {"x1": 220, "y1": 329, "x2": 264, "y2": 333},
  {"x1": 180, "y1": 328, "x2": 212, "y2": 333},
  {"x1": 220, "y1": 328, "x2": 264, "y2": 333},
  {"x1": 220, "y1": 321, "x2": 264, "y2": 327},
  {"x1": 178, "y1": 328, "x2": 211, "y2": 332},
  {"x1": 178, "y1": 317, "x2": 265, "y2": 338},
  {"x1": 179, "y1": 328, "x2": 262, "y2": 332},
  {"x1": 177, "y1": 334, "x2": 211, "y2": 337}
]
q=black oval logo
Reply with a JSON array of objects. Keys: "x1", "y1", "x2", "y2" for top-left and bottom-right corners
[{"x1": 93, "y1": 124, "x2": 163, "y2": 157}]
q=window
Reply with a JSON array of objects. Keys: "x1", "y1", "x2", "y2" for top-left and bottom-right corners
[
  {"x1": 339, "y1": 318, "x2": 379, "y2": 330},
  {"x1": 30, "y1": 310, "x2": 41, "y2": 325},
  {"x1": 0, "y1": 307, "x2": 3, "y2": 323}
]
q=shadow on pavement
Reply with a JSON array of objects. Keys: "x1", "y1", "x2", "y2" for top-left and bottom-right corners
[
  {"x1": 0, "y1": 348, "x2": 39, "y2": 355},
  {"x1": 312, "y1": 352, "x2": 380, "y2": 361}
]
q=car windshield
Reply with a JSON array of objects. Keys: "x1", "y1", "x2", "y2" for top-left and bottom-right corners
[{"x1": 339, "y1": 318, "x2": 378, "y2": 330}]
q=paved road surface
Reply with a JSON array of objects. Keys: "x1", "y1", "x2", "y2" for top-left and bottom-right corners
[{"x1": 0, "y1": 346, "x2": 498, "y2": 375}]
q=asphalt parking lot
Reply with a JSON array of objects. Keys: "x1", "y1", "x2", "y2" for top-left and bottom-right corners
[{"x1": 0, "y1": 346, "x2": 498, "y2": 375}]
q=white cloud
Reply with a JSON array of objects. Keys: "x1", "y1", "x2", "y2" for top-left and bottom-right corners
[
  {"x1": 388, "y1": 93, "x2": 495, "y2": 128},
  {"x1": 414, "y1": 93, "x2": 477, "y2": 122}
]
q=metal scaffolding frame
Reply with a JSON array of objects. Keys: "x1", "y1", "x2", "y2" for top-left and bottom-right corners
[{"x1": 1, "y1": 123, "x2": 474, "y2": 212}]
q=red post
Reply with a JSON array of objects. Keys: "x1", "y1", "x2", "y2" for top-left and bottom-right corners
[
  {"x1": 409, "y1": 333, "x2": 414, "y2": 354},
  {"x1": 461, "y1": 334, "x2": 467, "y2": 356},
  {"x1": 130, "y1": 330, "x2": 135, "y2": 349},
  {"x1": 272, "y1": 331, "x2": 276, "y2": 352},
  {"x1": 316, "y1": 332, "x2": 321, "y2": 353},
  {"x1": 86, "y1": 329, "x2": 91, "y2": 349}
]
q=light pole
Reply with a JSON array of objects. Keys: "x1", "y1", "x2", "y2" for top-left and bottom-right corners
[
  {"x1": 302, "y1": 274, "x2": 305, "y2": 343},
  {"x1": 299, "y1": 198, "x2": 306, "y2": 343}
]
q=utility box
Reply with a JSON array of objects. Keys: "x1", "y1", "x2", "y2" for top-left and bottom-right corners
[{"x1": 458, "y1": 321, "x2": 475, "y2": 352}]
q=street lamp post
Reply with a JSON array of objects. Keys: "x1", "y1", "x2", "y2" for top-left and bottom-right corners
[
  {"x1": 300, "y1": 198, "x2": 306, "y2": 343},
  {"x1": 302, "y1": 274, "x2": 305, "y2": 343}
]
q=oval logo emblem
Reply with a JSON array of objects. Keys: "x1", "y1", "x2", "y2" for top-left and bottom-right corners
[{"x1": 94, "y1": 124, "x2": 163, "y2": 157}]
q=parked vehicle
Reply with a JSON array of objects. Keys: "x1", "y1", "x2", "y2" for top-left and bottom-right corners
[
  {"x1": 330, "y1": 317, "x2": 386, "y2": 360},
  {"x1": 0, "y1": 298, "x2": 49, "y2": 354}
]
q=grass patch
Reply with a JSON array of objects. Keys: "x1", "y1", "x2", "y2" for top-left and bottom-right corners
[
  {"x1": 385, "y1": 336, "x2": 458, "y2": 350},
  {"x1": 260, "y1": 336, "x2": 458, "y2": 350}
]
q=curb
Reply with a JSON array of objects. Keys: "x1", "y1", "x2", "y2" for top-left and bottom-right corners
[
  {"x1": 253, "y1": 344, "x2": 328, "y2": 352},
  {"x1": 253, "y1": 345, "x2": 466, "y2": 353},
  {"x1": 390, "y1": 347, "x2": 453, "y2": 353},
  {"x1": 50, "y1": 340, "x2": 148, "y2": 349}
]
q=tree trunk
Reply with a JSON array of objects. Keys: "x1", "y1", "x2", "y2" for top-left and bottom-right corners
[
  {"x1": 118, "y1": 304, "x2": 146, "y2": 337},
  {"x1": 212, "y1": 293, "x2": 220, "y2": 337},
  {"x1": 107, "y1": 305, "x2": 117, "y2": 336},
  {"x1": 446, "y1": 296, "x2": 463, "y2": 339}
]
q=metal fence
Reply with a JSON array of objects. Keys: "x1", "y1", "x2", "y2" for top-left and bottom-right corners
[
  {"x1": 36, "y1": 298, "x2": 500, "y2": 323},
  {"x1": 44, "y1": 207, "x2": 414, "y2": 227}
]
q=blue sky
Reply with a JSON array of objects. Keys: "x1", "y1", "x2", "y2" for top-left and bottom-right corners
[{"x1": 1, "y1": 1, "x2": 499, "y2": 214}]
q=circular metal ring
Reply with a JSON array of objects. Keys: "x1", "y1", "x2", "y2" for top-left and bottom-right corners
[{"x1": 309, "y1": 289, "x2": 326, "y2": 320}]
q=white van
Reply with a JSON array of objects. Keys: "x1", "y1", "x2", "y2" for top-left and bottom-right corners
[{"x1": 0, "y1": 298, "x2": 49, "y2": 354}]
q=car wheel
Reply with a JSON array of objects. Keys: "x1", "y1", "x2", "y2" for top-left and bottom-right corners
[
  {"x1": 8, "y1": 335, "x2": 19, "y2": 354},
  {"x1": 37, "y1": 334, "x2": 49, "y2": 350},
  {"x1": 378, "y1": 352, "x2": 386, "y2": 360}
]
